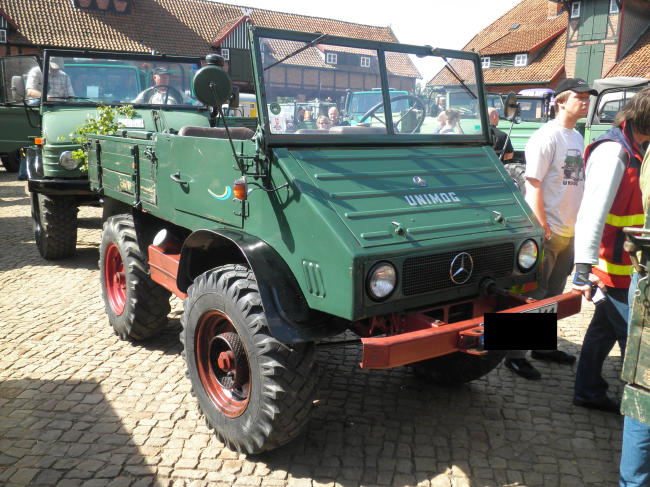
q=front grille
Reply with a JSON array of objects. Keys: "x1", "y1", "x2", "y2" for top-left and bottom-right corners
[{"x1": 402, "y1": 244, "x2": 514, "y2": 296}]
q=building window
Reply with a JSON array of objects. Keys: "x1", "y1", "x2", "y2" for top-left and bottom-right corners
[
  {"x1": 609, "y1": 0, "x2": 619, "y2": 13},
  {"x1": 360, "y1": 56, "x2": 370, "y2": 68},
  {"x1": 221, "y1": 48, "x2": 230, "y2": 61},
  {"x1": 325, "y1": 52, "x2": 338, "y2": 65},
  {"x1": 514, "y1": 53, "x2": 528, "y2": 67},
  {"x1": 0, "y1": 17, "x2": 7, "y2": 28},
  {"x1": 481, "y1": 56, "x2": 491, "y2": 68},
  {"x1": 0, "y1": 29, "x2": 6, "y2": 44},
  {"x1": 571, "y1": 1, "x2": 581, "y2": 18}
]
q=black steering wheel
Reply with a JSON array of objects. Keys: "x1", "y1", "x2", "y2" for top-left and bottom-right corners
[
  {"x1": 358, "y1": 94, "x2": 426, "y2": 133},
  {"x1": 146, "y1": 84, "x2": 184, "y2": 105}
]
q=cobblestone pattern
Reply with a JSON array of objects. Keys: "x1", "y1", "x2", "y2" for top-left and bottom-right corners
[{"x1": 0, "y1": 169, "x2": 625, "y2": 486}]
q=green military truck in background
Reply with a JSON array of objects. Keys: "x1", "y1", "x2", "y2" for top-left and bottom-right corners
[
  {"x1": 87, "y1": 26, "x2": 582, "y2": 454},
  {"x1": 23, "y1": 50, "x2": 209, "y2": 259},
  {"x1": 0, "y1": 55, "x2": 40, "y2": 172}
]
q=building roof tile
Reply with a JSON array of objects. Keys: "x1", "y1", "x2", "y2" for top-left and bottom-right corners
[
  {"x1": 2, "y1": 0, "x2": 397, "y2": 56},
  {"x1": 607, "y1": 27, "x2": 650, "y2": 79}
]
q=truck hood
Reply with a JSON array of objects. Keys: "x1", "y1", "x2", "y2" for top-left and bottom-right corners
[{"x1": 287, "y1": 146, "x2": 534, "y2": 249}]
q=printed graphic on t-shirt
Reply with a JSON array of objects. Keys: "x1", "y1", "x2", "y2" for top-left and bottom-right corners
[{"x1": 562, "y1": 149, "x2": 585, "y2": 186}]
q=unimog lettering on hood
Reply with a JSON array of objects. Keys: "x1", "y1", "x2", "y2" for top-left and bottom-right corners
[{"x1": 404, "y1": 192, "x2": 461, "y2": 206}]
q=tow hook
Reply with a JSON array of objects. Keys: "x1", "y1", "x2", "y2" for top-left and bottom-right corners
[
  {"x1": 458, "y1": 326, "x2": 486, "y2": 355},
  {"x1": 480, "y1": 279, "x2": 509, "y2": 297}
]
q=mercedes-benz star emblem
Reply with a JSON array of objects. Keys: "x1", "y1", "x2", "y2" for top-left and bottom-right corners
[
  {"x1": 450, "y1": 252, "x2": 473, "y2": 285},
  {"x1": 413, "y1": 176, "x2": 427, "y2": 187}
]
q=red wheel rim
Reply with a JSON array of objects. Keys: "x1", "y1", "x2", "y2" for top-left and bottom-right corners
[
  {"x1": 195, "y1": 311, "x2": 250, "y2": 418},
  {"x1": 104, "y1": 243, "x2": 126, "y2": 315}
]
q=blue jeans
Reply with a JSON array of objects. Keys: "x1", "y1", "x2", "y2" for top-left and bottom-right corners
[
  {"x1": 620, "y1": 273, "x2": 650, "y2": 486},
  {"x1": 574, "y1": 285, "x2": 628, "y2": 400}
]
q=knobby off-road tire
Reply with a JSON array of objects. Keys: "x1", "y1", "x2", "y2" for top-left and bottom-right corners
[
  {"x1": 31, "y1": 192, "x2": 78, "y2": 260},
  {"x1": 1, "y1": 150, "x2": 20, "y2": 172},
  {"x1": 99, "y1": 214, "x2": 171, "y2": 340},
  {"x1": 505, "y1": 163, "x2": 526, "y2": 197},
  {"x1": 412, "y1": 350, "x2": 507, "y2": 385},
  {"x1": 181, "y1": 264, "x2": 317, "y2": 454}
]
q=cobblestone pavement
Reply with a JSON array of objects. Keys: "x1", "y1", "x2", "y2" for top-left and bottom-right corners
[{"x1": 0, "y1": 168, "x2": 626, "y2": 487}]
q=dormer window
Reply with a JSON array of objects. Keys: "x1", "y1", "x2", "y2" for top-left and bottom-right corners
[
  {"x1": 325, "y1": 52, "x2": 338, "y2": 65},
  {"x1": 571, "y1": 1, "x2": 581, "y2": 19},
  {"x1": 481, "y1": 56, "x2": 491, "y2": 68},
  {"x1": 514, "y1": 53, "x2": 528, "y2": 67},
  {"x1": 360, "y1": 56, "x2": 370, "y2": 68}
]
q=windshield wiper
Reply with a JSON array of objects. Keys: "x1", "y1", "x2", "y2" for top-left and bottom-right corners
[
  {"x1": 432, "y1": 48, "x2": 477, "y2": 100},
  {"x1": 264, "y1": 33, "x2": 328, "y2": 71}
]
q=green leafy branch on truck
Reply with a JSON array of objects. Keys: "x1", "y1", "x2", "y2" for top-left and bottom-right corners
[{"x1": 59, "y1": 104, "x2": 136, "y2": 172}]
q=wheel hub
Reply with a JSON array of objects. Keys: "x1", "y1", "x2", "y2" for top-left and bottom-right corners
[{"x1": 210, "y1": 331, "x2": 249, "y2": 390}]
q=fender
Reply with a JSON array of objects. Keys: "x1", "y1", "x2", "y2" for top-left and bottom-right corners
[{"x1": 178, "y1": 228, "x2": 342, "y2": 343}]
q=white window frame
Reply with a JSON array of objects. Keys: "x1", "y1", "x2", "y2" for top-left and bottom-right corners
[
  {"x1": 609, "y1": 0, "x2": 619, "y2": 13},
  {"x1": 220, "y1": 48, "x2": 230, "y2": 61},
  {"x1": 0, "y1": 29, "x2": 6, "y2": 44},
  {"x1": 514, "y1": 53, "x2": 528, "y2": 67},
  {"x1": 360, "y1": 56, "x2": 370, "y2": 68},
  {"x1": 571, "y1": 1, "x2": 581, "y2": 19},
  {"x1": 0, "y1": 17, "x2": 7, "y2": 28},
  {"x1": 325, "y1": 52, "x2": 338, "y2": 65}
]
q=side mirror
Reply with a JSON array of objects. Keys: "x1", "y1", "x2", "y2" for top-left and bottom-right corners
[
  {"x1": 229, "y1": 85, "x2": 240, "y2": 110},
  {"x1": 192, "y1": 65, "x2": 232, "y2": 108},
  {"x1": 503, "y1": 92, "x2": 518, "y2": 120}
]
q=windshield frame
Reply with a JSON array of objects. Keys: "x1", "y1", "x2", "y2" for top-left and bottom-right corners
[
  {"x1": 41, "y1": 49, "x2": 208, "y2": 111},
  {"x1": 250, "y1": 26, "x2": 490, "y2": 147}
]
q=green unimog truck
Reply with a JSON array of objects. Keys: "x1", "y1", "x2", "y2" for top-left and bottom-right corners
[
  {"x1": 24, "y1": 50, "x2": 209, "y2": 259},
  {"x1": 87, "y1": 27, "x2": 582, "y2": 454},
  {"x1": 0, "y1": 55, "x2": 40, "y2": 172}
]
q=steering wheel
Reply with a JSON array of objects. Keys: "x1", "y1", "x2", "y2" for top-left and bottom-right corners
[
  {"x1": 147, "y1": 84, "x2": 184, "y2": 105},
  {"x1": 358, "y1": 94, "x2": 426, "y2": 133}
]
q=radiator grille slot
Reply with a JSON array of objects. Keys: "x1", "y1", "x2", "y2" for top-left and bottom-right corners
[{"x1": 402, "y1": 244, "x2": 514, "y2": 296}]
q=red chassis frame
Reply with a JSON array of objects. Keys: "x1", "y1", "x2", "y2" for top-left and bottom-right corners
[{"x1": 147, "y1": 244, "x2": 582, "y2": 370}]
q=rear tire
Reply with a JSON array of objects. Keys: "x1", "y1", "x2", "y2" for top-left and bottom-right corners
[
  {"x1": 412, "y1": 351, "x2": 506, "y2": 385},
  {"x1": 505, "y1": 163, "x2": 526, "y2": 197},
  {"x1": 1, "y1": 150, "x2": 20, "y2": 172},
  {"x1": 99, "y1": 214, "x2": 171, "y2": 340},
  {"x1": 181, "y1": 264, "x2": 316, "y2": 454},
  {"x1": 31, "y1": 192, "x2": 78, "y2": 260}
]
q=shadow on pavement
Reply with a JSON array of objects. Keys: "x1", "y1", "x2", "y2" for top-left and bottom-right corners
[{"x1": 0, "y1": 378, "x2": 154, "y2": 487}]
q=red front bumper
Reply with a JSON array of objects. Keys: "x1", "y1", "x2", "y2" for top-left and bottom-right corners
[{"x1": 360, "y1": 291, "x2": 582, "y2": 369}]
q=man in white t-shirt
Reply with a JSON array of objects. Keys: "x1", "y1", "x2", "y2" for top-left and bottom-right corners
[{"x1": 505, "y1": 78, "x2": 596, "y2": 380}]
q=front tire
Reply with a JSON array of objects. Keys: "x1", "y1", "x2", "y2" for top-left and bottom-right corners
[
  {"x1": 31, "y1": 192, "x2": 78, "y2": 260},
  {"x1": 181, "y1": 265, "x2": 316, "y2": 454},
  {"x1": 99, "y1": 214, "x2": 171, "y2": 340},
  {"x1": 412, "y1": 350, "x2": 506, "y2": 385}
]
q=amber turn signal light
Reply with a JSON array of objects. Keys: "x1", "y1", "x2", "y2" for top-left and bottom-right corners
[
  {"x1": 34, "y1": 137, "x2": 44, "y2": 146},
  {"x1": 233, "y1": 177, "x2": 247, "y2": 201}
]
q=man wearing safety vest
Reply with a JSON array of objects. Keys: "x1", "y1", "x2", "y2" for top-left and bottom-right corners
[{"x1": 572, "y1": 88, "x2": 650, "y2": 413}]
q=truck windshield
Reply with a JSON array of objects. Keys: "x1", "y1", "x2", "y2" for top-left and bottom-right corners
[
  {"x1": 257, "y1": 32, "x2": 486, "y2": 140},
  {"x1": 36, "y1": 54, "x2": 203, "y2": 106}
]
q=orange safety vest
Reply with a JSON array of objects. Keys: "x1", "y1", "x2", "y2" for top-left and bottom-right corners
[{"x1": 584, "y1": 122, "x2": 644, "y2": 288}]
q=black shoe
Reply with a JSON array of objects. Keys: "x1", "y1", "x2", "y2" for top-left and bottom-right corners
[
  {"x1": 531, "y1": 350, "x2": 576, "y2": 364},
  {"x1": 504, "y1": 358, "x2": 542, "y2": 380},
  {"x1": 573, "y1": 396, "x2": 621, "y2": 414}
]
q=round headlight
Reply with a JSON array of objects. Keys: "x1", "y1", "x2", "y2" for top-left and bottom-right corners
[
  {"x1": 366, "y1": 262, "x2": 397, "y2": 300},
  {"x1": 517, "y1": 239, "x2": 538, "y2": 271},
  {"x1": 59, "y1": 151, "x2": 79, "y2": 171}
]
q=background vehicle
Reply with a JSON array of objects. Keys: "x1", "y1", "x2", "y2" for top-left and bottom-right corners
[
  {"x1": 585, "y1": 77, "x2": 650, "y2": 145},
  {"x1": 0, "y1": 55, "x2": 40, "y2": 172},
  {"x1": 344, "y1": 89, "x2": 412, "y2": 126},
  {"x1": 24, "y1": 50, "x2": 209, "y2": 260},
  {"x1": 88, "y1": 26, "x2": 581, "y2": 454}
]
